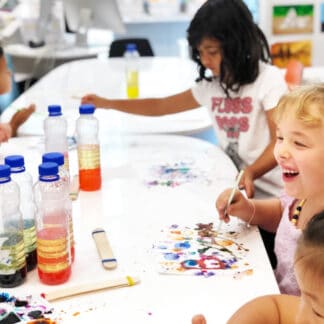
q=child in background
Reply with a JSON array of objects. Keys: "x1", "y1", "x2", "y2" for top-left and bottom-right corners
[
  {"x1": 82, "y1": 0, "x2": 288, "y2": 200},
  {"x1": 0, "y1": 46, "x2": 35, "y2": 142},
  {"x1": 192, "y1": 210, "x2": 324, "y2": 323},
  {"x1": 216, "y1": 84, "x2": 324, "y2": 296}
]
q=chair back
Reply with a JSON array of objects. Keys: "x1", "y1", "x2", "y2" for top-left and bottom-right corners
[{"x1": 109, "y1": 38, "x2": 154, "y2": 57}]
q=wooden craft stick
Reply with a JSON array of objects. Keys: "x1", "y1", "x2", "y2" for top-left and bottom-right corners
[
  {"x1": 44, "y1": 276, "x2": 140, "y2": 301},
  {"x1": 69, "y1": 175, "x2": 79, "y2": 201},
  {"x1": 92, "y1": 228, "x2": 117, "y2": 269}
]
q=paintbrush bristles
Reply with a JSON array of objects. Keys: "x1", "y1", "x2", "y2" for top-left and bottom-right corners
[{"x1": 217, "y1": 170, "x2": 245, "y2": 234}]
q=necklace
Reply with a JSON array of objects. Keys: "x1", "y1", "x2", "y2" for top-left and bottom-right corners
[{"x1": 291, "y1": 199, "x2": 306, "y2": 226}]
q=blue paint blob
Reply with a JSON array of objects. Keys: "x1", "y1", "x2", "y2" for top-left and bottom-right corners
[
  {"x1": 164, "y1": 253, "x2": 180, "y2": 260},
  {"x1": 175, "y1": 241, "x2": 191, "y2": 249}
]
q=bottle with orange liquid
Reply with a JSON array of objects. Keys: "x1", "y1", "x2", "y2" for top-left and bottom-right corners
[
  {"x1": 42, "y1": 152, "x2": 75, "y2": 262},
  {"x1": 76, "y1": 104, "x2": 101, "y2": 191},
  {"x1": 34, "y1": 162, "x2": 72, "y2": 285}
]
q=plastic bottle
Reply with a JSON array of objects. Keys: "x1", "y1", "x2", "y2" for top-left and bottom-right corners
[
  {"x1": 43, "y1": 104, "x2": 70, "y2": 174},
  {"x1": 4, "y1": 155, "x2": 37, "y2": 272},
  {"x1": 0, "y1": 164, "x2": 27, "y2": 287},
  {"x1": 42, "y1": 152, "x2": 75, "y2": 261},
  {"x1": 76, "y1": 104, "x2": 101, "y2": 191},
  {"x1": 124, "y1": 43, "x2": 139, "y2": 99},
  {"x1": 34, "y1": 162, "x2": 71, "y2": 285}
]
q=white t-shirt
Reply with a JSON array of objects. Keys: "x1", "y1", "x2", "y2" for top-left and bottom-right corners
[{"x1": 191, "y1": 62, "x2": 288, "y2": 197}]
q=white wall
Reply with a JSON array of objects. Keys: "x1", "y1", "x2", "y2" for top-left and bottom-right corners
[{"x1": 259, "y1": 0, "x2": 324, "y2": 66}]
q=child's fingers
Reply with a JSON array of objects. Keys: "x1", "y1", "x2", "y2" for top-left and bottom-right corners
[{"x1": 192, "y1": 314, "x2": 207, "y2": 324}]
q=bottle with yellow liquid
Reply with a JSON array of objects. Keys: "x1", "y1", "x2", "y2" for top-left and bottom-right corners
[{"x1": 124, "y1": 43, "x2": 139, "y2": 99}]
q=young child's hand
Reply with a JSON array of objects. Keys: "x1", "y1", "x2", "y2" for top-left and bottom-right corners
[
  {"x1": 0, "y1": 123, "x2": 12, "y2": 143},
  {"x1": 238, "y1": 168, "x2": 255, "y2": 198},
  {"x1": 9, "y1": 104, "x2": 35, "y2": 137},
  {"x1": 216, "y1": 188, "x2": 251, "y2": 223},
  {"x1": 81, "y1": 94, "x2": 105, "y2": 108},
  {"x1": 192, "y1": 314, "x2": 207, "y2": 324}
]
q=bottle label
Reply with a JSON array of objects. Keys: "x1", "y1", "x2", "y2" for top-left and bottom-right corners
[
  {"x1": 78, "y1": 144, "x2": 101, "y2": 170},
  {"x1": 0, "y1": 234, "x2": 26, "y2": 275}
]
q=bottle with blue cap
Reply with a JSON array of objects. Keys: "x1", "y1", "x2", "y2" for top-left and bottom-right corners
[
  {"x1": 0, "y1": 164, "x2": 27, "y2": 287},
  {"x1": 43, "y1": 104, "x2": 69, "y2": 174},
  {"x1": 76, "y1": 104, "x2": 101, "y2": 191},
  {"x1": 33, "y1": 162, "x2": 72, "y2": 285},
  {"x1": 42, "y1": 152, "x2": 75, "y2": 261},
  {"x1": 124, "y1": 43, "x2": 139, "y2": 99},
  {"x1": 4, "y1": 155, "x2": 37, "y2": 272}
]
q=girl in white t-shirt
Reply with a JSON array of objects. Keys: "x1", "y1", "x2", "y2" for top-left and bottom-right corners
[
  {"x1": 81, "y1": 0, "x2": 288, "y2": 198},
  {"x1": 216, "y1": 84, "x2": 324, "y2": 296}
]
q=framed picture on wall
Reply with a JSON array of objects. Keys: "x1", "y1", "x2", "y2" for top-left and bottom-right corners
[
  {"x1": 272, "y1": 5, "x2": 314, "y2": 34},
  {"x1": 321, "y1": 2, "x2": 324, "y2": 32},
  {"x1": 271, "y1": 40, "x2": 312, "y2": 68}
]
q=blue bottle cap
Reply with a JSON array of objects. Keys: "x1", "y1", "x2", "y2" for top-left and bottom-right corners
[
  {"x1": 126, "y1": 43, "x2": 137, "y2": 51},
  {"x1": 38, "y1": 162, "x2": 59, "y2": 177},
  {"x1": 79, "y1": 104, "x2": 95, "y2": 114},
  {"x1": 0, "y1": 164, "x2": 11, "y2": 178},
  {"x1": 42, "y1": 152, "x2": 64, "y2": 166},
  {"x1": 48, "y1": 105, "x2": 62, "y2": 116},
  {"x1": 5, "y1": 155, "x2": 25, "y2": 168}
]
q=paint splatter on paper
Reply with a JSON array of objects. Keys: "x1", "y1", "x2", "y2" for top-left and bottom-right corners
[
  {"x1": 152, "y1": 223, "x2": 252, "y2": 277},
  {"x1": 145, "y1": 161, "x2": 210, "y2": 187}
]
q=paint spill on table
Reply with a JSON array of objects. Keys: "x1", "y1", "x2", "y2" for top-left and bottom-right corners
[
  {"x1": 152, "y1": 223, "x2": 253, "y2": 277},
  {"x1": 145, "y1": 161, "x2": 211, "y2": 187}
]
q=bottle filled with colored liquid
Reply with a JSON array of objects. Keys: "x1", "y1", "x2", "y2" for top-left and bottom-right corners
[
  {"x1": 4, "y1": 155, "x2": 37, "y2": 272},
  {"x1": 76, "y1": 104, "x2": 101, "y2": 191},
  {"x1": 34, "y1": 162, "x2": 71, "y2": 285},
  {"x1": 0, "y1": 164, "x2": 27, "y2": 287},
  {"x1": 44, "y1": 105, "x2": 70, "y2": 173},
  {"x1": 124, "y1": 43, "x2": 139, "y2": 99},
  {"x1": 42, "y1": 152, "x2": 75, "y2": 262}
]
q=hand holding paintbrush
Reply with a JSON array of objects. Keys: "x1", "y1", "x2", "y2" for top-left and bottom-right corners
[{"x1": 216, "y1": 170, "x2": 244, "y2": 233}]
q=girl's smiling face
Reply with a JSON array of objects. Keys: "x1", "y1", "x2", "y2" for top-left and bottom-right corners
[
  {"x1": 273, "y1": 111, "x2": 324, "y2": 199},
  {"x1": 196, "y1": 37, "x2": 222, "y2": 77}
]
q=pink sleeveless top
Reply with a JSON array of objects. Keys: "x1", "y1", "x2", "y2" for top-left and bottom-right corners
[{"x1": 274, "y1": 194, "x2": 301, "y2": 296}]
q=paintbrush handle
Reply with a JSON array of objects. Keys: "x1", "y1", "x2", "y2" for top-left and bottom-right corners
[{"x1": 44, "y1": 276, "x2": 140, "y2": 301}]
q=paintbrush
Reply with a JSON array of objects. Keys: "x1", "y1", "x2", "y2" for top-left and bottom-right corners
[
  {"x1": 43, "y1": 276, "x2": 140, "y2": 301},
  {"x1": 217, "y1": 170, "x2": 244, "y2": 234}
]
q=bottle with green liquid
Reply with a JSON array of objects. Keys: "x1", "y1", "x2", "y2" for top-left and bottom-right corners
[{"x1": 0, "y1": 164, "x2": 27, "y2": 288}]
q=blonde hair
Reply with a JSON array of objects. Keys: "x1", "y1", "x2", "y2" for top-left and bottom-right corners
[{"x1": 274, "y1": 84, "x2": 324, "y2": 127}]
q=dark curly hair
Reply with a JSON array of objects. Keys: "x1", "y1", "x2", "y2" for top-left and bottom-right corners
[{"x1": 187, "y1": 0, "x2": 271, "y2": 96}]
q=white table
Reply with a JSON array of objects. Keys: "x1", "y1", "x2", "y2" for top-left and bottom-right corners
[
  {"x1": 1, "y1": 57, "x2": 212, "y2": 137},
  {"x1": 0, "y1": 134, "x2": 279, "y2": 324}
]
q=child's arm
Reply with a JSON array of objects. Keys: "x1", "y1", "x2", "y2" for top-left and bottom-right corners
[
  {"x1": 9, "y1": 104, "x2": 35, "y2": 137},
  {"x1": 81, "y1": 89, "x2": 200, "y2": 116},
  {"x1": 240, "y1": 108, "x2": 278, "y2": 198},
  {"x1": 216, "y1": 189, "x2": 282, "y2": 233},
  {"x1": 227, "y1": 294, "x2": 299, "y2": 324}
]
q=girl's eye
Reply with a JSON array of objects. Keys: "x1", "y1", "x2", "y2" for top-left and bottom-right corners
[
  {"x1": 294, "y1": 141, "x2": 307, "y2": 147},
  {"x1": 276, "y1": 136, "x2": 283, "y2": 141}
]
